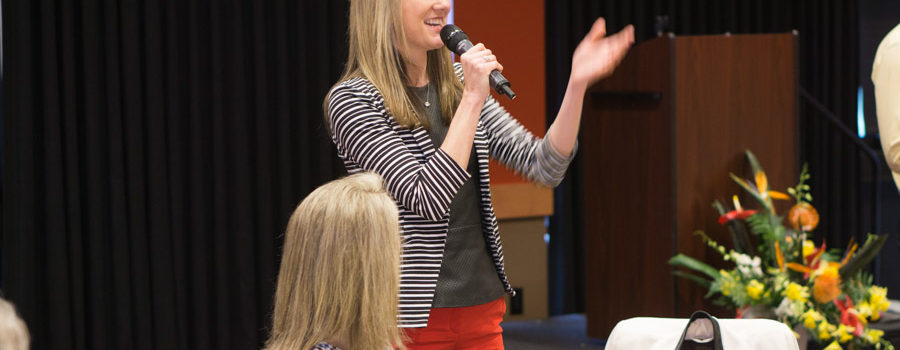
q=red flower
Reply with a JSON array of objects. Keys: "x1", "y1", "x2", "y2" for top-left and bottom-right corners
[
  {"x1": 735, "y1": 305, "x2": 747, "y2": 319},
  {"x1": 718, "y1": 209, "x2": 758, "y2": 224},
  {"x1": 806, "y1": 241, "x2": 827, "y2": 267},
  {"x1": 835, "y1": 295, "x2": 864, "y2": 336}
]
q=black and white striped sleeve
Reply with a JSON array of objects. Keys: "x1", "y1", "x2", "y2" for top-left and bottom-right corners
[
  {"x1": 328, "y1": 81, "x2": 470, "y2": 221},
  {"x1": 452, "y1": 63, "x2": 575, "y2": 187},
  {"x1": 480, "y1": 96, "x2": 577, "y2": 187}
]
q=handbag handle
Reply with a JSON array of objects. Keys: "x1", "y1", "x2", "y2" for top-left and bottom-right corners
[{"x1": 675, "y1": 311, "x2": 724, "y2": 350}]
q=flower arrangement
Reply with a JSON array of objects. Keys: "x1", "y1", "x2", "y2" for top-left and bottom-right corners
[{"x1": 669, "y1": 150, "x2": 893, "y2": 350}]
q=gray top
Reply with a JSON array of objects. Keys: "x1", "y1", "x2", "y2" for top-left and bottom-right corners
[
  {"x1": 411, "y1": 84, "x2": 506, "y2": 308},
  {"x1": 329, "y1": 72, "x2": 577, "y2": 327}
]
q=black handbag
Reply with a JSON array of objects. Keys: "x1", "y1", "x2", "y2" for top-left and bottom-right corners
[{"x1": 675, "y1": 311, "x2": 724, "y2": 350}]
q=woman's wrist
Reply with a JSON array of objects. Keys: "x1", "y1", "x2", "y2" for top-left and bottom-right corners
[
  {"x1": 457, "y1": 91, "x2": 486, "y2": 117},
  {"x1": 567, "y1": 74, "x2": 590, "y2": 94}
]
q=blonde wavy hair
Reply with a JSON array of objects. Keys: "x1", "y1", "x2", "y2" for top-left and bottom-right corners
[
  {"x1": 325, "y1": 0, "x2": 464, "y2": 130},
  {"x1": 265, "y1": 173, "x2": 403, "y2": 350}
]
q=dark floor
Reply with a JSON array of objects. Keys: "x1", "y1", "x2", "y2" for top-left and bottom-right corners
[{"x1": 502, "y1": 314, "x2": 606, "y2": 350}]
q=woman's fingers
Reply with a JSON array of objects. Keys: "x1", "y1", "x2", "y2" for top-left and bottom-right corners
[
  {"x1": 614, "y1": 25, "x2": 635, "y2": 46},
  {"x1": 477, "y1": 53, "x2": 502, "y2": 72},
  {"x1": 613, "y1": 25, "x2": 635, "y2": 62},
  {"x1": 460, "y1": 43, "x2": 485, "y2": 60},
  {"x1": 460, "y1": 43, "x2": 503, "y2": 97},
  {"x1": 569, "y1": 19, "x2": 635, "y2": 85},
  {"x1": 586, "y1": 17, "x2": 607, "y2": 42}
]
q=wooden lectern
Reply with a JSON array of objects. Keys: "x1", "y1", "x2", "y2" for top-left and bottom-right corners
[{"x1": 582, "y1": 33, "x2": 799, "y2": 338}]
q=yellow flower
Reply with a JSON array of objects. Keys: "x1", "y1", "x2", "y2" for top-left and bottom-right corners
[
  {"x1": 719, "y1": 270, "x2": 734, "y2": 296},
  {"x1": 784, "y1": 282, "x2": 809, "y2": 303},
  {"x1": 813, "y1": 263, "x2": 842, "y2": 303},
  {"x1": 869, "y1": 286, "x2": 890, "y2": 314},
  {"x1": 823, "y1": 341, "x2": 843, "y2": 350},
  {"x1": 803, "y1": 309, "x2": 822, "y2": 329},
  {"x1": 803, "y1": 240, "x2": 816, "y2": 258},
  {"x1": 818, "y1": 320, "x2": 836, "y2": 341},
  {"x1": 834, "y1": 324, "x2": 854, "y2": 343},
  {"x1": 864, "y1": 329, "x2": 884, "y2": 343},
  {"x1": 746, "y1": 280, "x2": 765, "y2": 300},
  {"x1": 857, "y1": 302, "x2": 874, "y2": 322}
]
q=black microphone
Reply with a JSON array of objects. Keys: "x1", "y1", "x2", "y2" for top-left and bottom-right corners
[{"x1": 440, "y1": 24, "x2": 516, "y2": 100}]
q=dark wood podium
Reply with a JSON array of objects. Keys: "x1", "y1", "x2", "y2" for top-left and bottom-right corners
[{"x1": 582, "y1": 33, "x2": 799, "y2": 338}]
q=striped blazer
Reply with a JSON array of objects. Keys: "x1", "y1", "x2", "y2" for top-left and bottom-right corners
[
  {"x1": 327, "y1": 67, "x2": 575, "y2": 328},
  {"x1": 312, "y1": 343, "x2": 339, "y2": 350}
]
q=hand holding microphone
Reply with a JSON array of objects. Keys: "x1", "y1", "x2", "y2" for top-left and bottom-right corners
[{"x1": 441, "y1": 24, "x2": 517, "y2": 100}]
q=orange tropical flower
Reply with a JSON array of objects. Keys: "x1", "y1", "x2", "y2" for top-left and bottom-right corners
[
  {"x1": 788, "y1": 202, "x2": 820, "y2": 231},
  {"x1": 813, "y1": 263, "x2": 842, "y2": 303},
  {"x1": 730, "y1": 170, "x2": 789, "y2": 212},
  {"x1": 775, "y1": 241, "x2": 786, "y2": 271},
  {"x1": 840, "y1": 238, "x2": 858, "y2": 266},
  {"x1": 788, "y1": 241, "x2": 828, "y2": 279},
  {"x1": 755, "y1": 170, "x2": 791, "y2": 201}
]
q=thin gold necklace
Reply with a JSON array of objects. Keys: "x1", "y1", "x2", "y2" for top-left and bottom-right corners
[{"x1": 423, "y1": 83, "x2": 432, "y2": 108}]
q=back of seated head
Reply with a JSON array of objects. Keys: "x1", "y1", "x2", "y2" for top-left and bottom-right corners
[
  {"x1": 0, "y1": 297, "x2": 30, "y2": 350},
  {"x1": 873, "y1": 23, "x2": 900, "y2": 193},
  {"x1": 266, "y1": 172, "x2": 403, "y2": 350}
]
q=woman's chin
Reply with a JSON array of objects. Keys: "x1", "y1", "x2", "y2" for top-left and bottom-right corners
[{"x1": 428, "y1": 40, "x2": 445, "y2": 51}]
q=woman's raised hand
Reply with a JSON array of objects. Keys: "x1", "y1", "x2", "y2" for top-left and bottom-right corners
[
  {"x1": 570, "y1": 18, "x2": 635, "y2": 87},
  {"x1": 460, "y1": 43, "x2": 504, "y2": 101}
]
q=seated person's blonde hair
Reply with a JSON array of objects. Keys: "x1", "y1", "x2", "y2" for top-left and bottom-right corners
[
  {"x1": 0, "y1": 297, "x2": 30, "y2": 350},
  {"x1": 266, "y1": 173, "x2": 403, "y2": 350}
]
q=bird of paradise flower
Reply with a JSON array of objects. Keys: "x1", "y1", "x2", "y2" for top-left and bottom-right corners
[{"x1": 668, "y1": 150, "x2": 892, "y2": 350}]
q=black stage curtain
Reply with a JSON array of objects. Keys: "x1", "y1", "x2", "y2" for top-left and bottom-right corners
[
  {"x1": 2, "y1": 1, "x2": 348, "y2": 349},
  {"x1": 546, "y1": 0, "x2": 863, "y2": 316}
]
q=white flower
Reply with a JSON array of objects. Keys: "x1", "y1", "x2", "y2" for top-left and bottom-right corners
[
  {"x1": 775, "y1": 298, "x2": 792, "y2": 317},
  {"x1": 775, "y1": 297, "x2": 804, "y2": 318},
  {"x1": 731, "y1": 252, "x2": 763, "y2": 277},
  {"x1": 753, "y1": 265, "x2": 763, "y2": 277}
]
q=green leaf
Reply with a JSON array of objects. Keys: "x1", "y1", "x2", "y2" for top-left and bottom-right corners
[
  {"x1": 744, "y1": 212, "x2": 781, "y2": 266},
  {"x1": 673, "y1": 270, "x2": 712, "y2": 288},
  {"x1": 745, "y1": 212, "x2": 774, "y2": 237},
  {"x1": 745, "y1": 150, "x2": 765, "y2": 175},
  {"x1": 669, "y1": 254, "x2": 719, "y2": 279},
  {"x1": 729, "y1": 173, "x2": 769, "y2": 210},
  {"x1": 773, "y1": 223, "x2": 786, "y2": 241},
  {"x1": 839, "y1": 234, "x2": 889, "y2": 278}
]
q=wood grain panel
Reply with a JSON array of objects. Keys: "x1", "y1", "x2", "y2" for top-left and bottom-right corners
[
  {"x1": 490, "y1": 183, "x2": 554, "y2": 219},
  {"x1": 582, "y1": 33, "x2": 798, "y2": 338},
  {"x1": 583, "y1": 37, "x2": 675, "y2": 338},
  {"x1": 673, "y1": 33, "x2": 798, "y2": 317}
]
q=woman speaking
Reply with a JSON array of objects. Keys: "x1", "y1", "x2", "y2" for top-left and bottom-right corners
[{"x1": 326, "y1": 0, "x2": 634, "y2": 348}]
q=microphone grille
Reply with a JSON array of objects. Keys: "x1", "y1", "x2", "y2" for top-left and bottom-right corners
[{"x1": 440, "y1": 24, "x2": 469, "y2": 53}]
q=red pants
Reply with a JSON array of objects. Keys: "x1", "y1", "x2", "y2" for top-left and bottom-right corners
[{"x1": 403, "y1": 297, "x2": 506, "y2": 350}]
